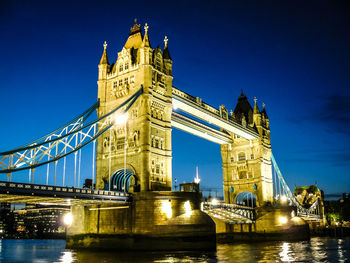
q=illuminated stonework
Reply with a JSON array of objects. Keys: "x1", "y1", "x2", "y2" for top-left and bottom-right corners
[
  {"x1": 221, "y1": 94, "x2": 273, "y2": 206},
  {"x1": 96, "y1": 20, "x2": 173, "y2": 191}
]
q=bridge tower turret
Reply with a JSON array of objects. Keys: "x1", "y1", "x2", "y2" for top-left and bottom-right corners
[
  {"x1": 95, "y1": 20, "x2": 173, "y2": 192},
  {"x1": 221, "y1": 93, "x2": 273, "y2": 206}
]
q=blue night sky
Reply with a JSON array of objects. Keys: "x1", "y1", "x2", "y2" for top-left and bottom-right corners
[{"x1": 0, "y1": 0, "x2": 349, "y2": 197}]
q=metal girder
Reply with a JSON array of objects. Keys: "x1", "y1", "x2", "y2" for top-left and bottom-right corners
[
  {"x1": 0, "y1": 87, "x2": 143, "y2": 174},
  {"x1": 272, "y1": 153, "x2": 321, "y2": 217},
  {"x1": 172, "y1": 87, "x2": 259, "y2": 140},
  {"x1": 201, "y1": 202, "x2": 255, "y2": 223},
  {"x1": 171, "y1": 112, "x2": 232, "y2": 144},
  {"x1": 0, "y1": 181, "x2": 130, "y2": 205}
]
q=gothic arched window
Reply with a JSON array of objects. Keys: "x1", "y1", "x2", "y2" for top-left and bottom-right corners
[{"x1": 238, "y1": 152, "x2": 246, "y2": 162}]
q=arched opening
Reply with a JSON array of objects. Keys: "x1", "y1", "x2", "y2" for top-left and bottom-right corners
[
  {"x1": 235, "y1": 192, "x2": 256, "y2": 207},
  {"x1": 109, "y1": 169, "x2": 137, "y2": 192}
]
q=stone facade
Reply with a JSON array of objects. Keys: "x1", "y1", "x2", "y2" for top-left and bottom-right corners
[
  {"x1": 221, "y1": 94, "x2": 273, "y2": 206},
  {"x1": 96, "y1": 21, "x2": 173, "y2": 192}
]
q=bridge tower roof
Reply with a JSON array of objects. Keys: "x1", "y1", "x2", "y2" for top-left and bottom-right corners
[
  {"x1": 234, "y1": 91, "x2": 253, "y2": 123},
  {"x1": 124, "y1": 19, "x2": 143, "y2": 49},
  {"x1": 99, "y1": 41, "x2": 109, "y2": 65}
]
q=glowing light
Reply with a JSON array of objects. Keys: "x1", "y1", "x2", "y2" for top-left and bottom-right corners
[
  {"x1": 279, "y1": 242, "x2": 293, "y2": 262},
  {"x1": 291, "y1": 210, "x2": 295, "y2": 218},
  {"x1": 58, "y1": 251, "x2": 75, "y2": 263},
  {"x1": 279, "y1": 216, "x2": 288, "y2": 224},
  {"x1": 184, "y1": 201, "x2": 192, "y2": 217},
  {"x1": 63, "y1": 212, "x2": 73, "y2": 226},
  {"x1": 161, "y1": 200, "x2": 172, "y2": 219},
  {"x1": 194, "y1": 166, "x2": 200, "y2": 184},
  {"x1": 211, "y1": 198, "x2": 219, "y2": 205},
  {"x1": 280, "y1": 195, "x2": 288, "y2": 203},
  {"x1": 114, "y1": 113, "x2": 128, "y2": 125}
]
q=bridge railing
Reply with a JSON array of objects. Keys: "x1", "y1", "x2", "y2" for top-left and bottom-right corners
[
  {"x1": 201, "y1": 201, "x2": 256, "y2": 221},
  {"x1": 272, "y1": 153, "x2": 323, "y2": 219},
  {"x1": 0, "y1": 87, "x2": 143, "y2": 189},
  {"x1": 0, "y1": 181, "x2": 130, "y2": 202}
]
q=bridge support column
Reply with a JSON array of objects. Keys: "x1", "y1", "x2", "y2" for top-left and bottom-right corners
[
  {"x1": 221, "y1": 137, "x2": 273, "y2": 207},
  {"x1": 66, "y1": 191, "x2": 216, "y2": 250}
]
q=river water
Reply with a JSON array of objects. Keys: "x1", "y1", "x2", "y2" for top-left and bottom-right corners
[{"x1": 0, "y1": 237, "x2": 349, "y2": 262}]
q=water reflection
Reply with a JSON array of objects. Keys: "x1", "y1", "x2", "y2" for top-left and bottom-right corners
[
  {"x1": 56, "y1": 251, "x2": 75, "y2": 263},
  {"x1": 279, "y1": 242, "x2": 293, "y2": 262},
  {"x1": 0, "y1": 237, "x2": 348, "y2": 262}
]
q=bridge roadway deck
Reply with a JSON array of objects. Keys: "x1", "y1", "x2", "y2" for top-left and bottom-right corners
[
  {"x1": 172, "y1": 87, "x2": 259, "y2": 140},
  {"x1": 0, "y1": 181, "x2": 130, "y2": 206},
  {"x1": 171, "y1": 112, "x2": 232, "y2": 144}
]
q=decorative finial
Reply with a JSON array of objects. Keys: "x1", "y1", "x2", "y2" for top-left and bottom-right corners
[
  {"x1": 262, "y1": 102, "x2": 265, "y2": 108},
  {"x1": 144, "y1": 23, "x2": 149, "y2": 34},
  {"x1": 103, "y1": 41, "x2": 107, "y2": 50},
  {"x1": 254, "y1": 97, "x2": 257, "y2": 104},
  {"x1": 164, "y1": 36, "x2": 168, "y2": 47},
  {"x1": 134, "y1": 18, "x2": 137, "y2": 24}
]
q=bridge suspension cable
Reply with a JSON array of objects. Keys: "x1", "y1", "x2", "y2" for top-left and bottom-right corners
[
  {"x1": 0, "y1": 87, "x2": 143, "y2": 185},
  {"x1": 271, "y1": 153, "x2": 320, "y2": 217}
]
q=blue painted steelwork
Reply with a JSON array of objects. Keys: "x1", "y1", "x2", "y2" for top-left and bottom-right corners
[
  {"x1": 271, "y1": 153, "x2": 320, "y2": 218},
  {"x1": 110, "y1": 169, "x2": 135, "y2": 192},
  {"x1": 0, "y1": 87, "x2": 143, "y2": 174},
  {"x1": 0, "y1": 181, "x2": 130, "y2": 203},
  {"x1": 235, "y1": 192, "x2": 256, "y2": 207}
]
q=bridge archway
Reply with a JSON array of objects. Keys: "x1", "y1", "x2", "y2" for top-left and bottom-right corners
[
  {"x1": 235, "y1": 192, "x2": 256, "y2": 207},
  {"x1": 110, "y1": 169, "x2": 137, "y2": 192}
]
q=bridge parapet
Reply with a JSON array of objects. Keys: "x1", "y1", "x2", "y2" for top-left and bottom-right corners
[
  {"x1": 0, "y1": 181, "x2": 130, "y2": 205},
  {"x1": 172, "y1": 87, "x2": 259, "y2": 140},
  {"x1": 201, "y1": 201, "x2": 255, "y2": 223},
  {"x1": 172, "y1": 87, "x2": 220, "y2": 116}
]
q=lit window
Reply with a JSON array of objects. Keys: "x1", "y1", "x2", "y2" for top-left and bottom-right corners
[
  {"x1": 156, "y1": 165, "x2": 160, "y2": 174},
  {"x1": 113, "y1": 82, "x2": 118, "y2": 88},
  {"x1": 124, "y1": 62, "x2": 129, "y2": 70},
  {"x1": 238, "y1": 152, "x2": 246, "y2": 161},
  {"x1": 119, "y1": 64, "x2": 123, "y2": 72},
  {"x1": 119, "y1": 79, "x2": 123, "y2": 86},
  {"x1": 155, "y1": 138, "x2": 159, "y2": 148},
  {"x1": 251, "y1": 154, "x2": 254, "y2": 160},
  {"x1": 116, "y1": 140, "x2": 124, "y2": 150},
  {"x1": 124, "y1": 78, "x2": 128, "y2": 85},
  {"x1": 230, "y1": 157, "x2": 234, "y2": 163}
]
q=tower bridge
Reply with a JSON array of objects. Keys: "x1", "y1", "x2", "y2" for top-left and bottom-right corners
[{"x1": 0, "y1": 20, "x2": 324, "y2": 249}]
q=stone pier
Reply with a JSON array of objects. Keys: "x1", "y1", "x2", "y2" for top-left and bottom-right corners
[{"x1": 66, "y1": 191, "x2": 216, "y2": 250}]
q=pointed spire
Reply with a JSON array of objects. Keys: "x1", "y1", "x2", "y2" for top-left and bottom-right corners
[
  {"x1": 164, "y1": 36, "x2": 168, "y2": 48},
  {"x1": 99, "y1": 41, "x2": 109, "y2": 65},
  {"x1": 253, "y1": 97, "x2": 260, "y2": 114},
  {"x1": 261, "y1": 102, "x2": 268, "y2": 118},
  {"x1": 163, "y1": 36, "x2": 172, "y2": 60},
  {"x1": 142, "y1": 23, "x2": 150, "y2": 47}
]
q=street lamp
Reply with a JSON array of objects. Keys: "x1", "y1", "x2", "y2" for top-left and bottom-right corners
[
  {"x1": 63, "y1": 212, "x2": 73, "y2": 226},
  {"x1": 280, "y1": 195, "x2": 288, "y2": 204}
]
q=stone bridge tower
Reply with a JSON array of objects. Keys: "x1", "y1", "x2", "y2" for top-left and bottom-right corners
[
  {"x1": 96, "y1": 21, "x2": 173, "y2": 192},
  {"x1": 221, "y1": 92, "x2": 273, "y2": 206}
]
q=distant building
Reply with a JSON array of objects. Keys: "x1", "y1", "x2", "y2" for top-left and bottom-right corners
[{"x1": 0, "y1": 203, "x2": 68, "y2": 238}]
